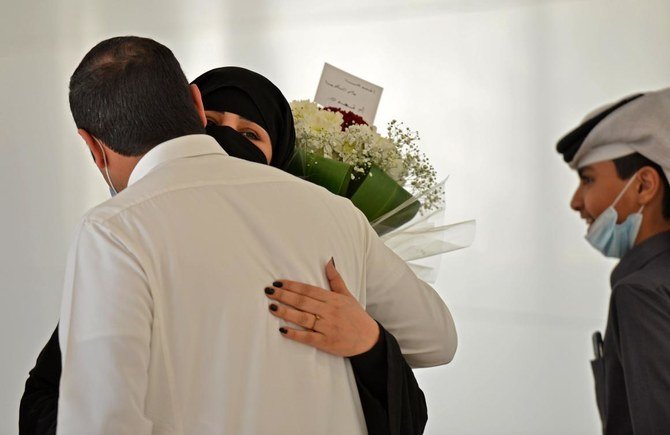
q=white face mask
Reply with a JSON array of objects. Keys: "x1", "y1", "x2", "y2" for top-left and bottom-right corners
[
  {"x1": 585, "y1": 173, "x2": 644, "y2": 258},
  {"x1": 95, "y1": 138, "x2": 118, "y2": 197}
]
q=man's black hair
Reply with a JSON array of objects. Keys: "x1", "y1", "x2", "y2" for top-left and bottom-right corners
[
  {"x1": 69, "y1": 36, "x2": 204, "y2": 156},
  {"x1": 613, "y1": 153, "x2": 670, "y2": 219}
]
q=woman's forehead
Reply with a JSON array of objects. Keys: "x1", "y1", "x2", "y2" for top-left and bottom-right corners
[{"x1": 205, "y1": 110, "x2": 256, "y2": 125}]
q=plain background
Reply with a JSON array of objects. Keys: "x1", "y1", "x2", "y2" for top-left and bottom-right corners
[{"x1": 3, "y1": 0, "x2": 670, "y2": 433}]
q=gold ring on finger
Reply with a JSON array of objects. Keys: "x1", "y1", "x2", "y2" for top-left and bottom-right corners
[{"x1": 311, "y1": 314, "x2": 322, "y2": 330}]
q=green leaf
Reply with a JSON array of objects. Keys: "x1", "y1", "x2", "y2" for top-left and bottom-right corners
[
  {"x1": 350, "y1": 166, "x2": 420, "y2": 233},
  {"x1": 286, "y1": 149, "x2": 352, "y2": 196},
  {"x1": 287, "y1": 152, "x2": 420, "y2": 234}
]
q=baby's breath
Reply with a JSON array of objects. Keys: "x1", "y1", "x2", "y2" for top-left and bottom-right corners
[{"x1": 386, "y1": 120, "x2": 441, "y2": 210}]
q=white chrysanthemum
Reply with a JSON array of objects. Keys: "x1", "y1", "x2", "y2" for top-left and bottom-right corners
[
  {"x1": 291, "y1": 100, "x2": 343, "y2": 157},
  {"x1": 293, "y1": 101, "x2": 342, "y2": 132}
]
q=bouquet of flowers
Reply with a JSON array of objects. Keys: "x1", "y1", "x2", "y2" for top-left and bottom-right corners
[
  {"x1": 287, "y1": 100, "x2": 475, "y2": 281},
  {"x1": 288, "y1": 100, "x2": 443, "y2": 233}
]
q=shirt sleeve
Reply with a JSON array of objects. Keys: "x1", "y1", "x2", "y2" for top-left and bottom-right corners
[
  {"x1": 57, "y1": 220, "x2": 154, "y2": 435},
  {"x1": 610, "y1": 282, "x2": 670, "y2": 433},
  {"x1": 362, "y1": 217, "x2": 457, "y2": 368},
  {"x1": 19, "y1": 326, "x2": 61, "y2": 435}
]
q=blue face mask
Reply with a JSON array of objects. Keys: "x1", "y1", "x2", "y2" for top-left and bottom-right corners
[{"x1": 585, "y1": 174, "x2": 643, "y2": 258}]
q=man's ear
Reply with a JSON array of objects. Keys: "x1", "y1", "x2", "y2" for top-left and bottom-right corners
[
  {"x1": 637, "y1": 166, "x2": 661, "y2": 205},
  {"x1": 190, "y1": 84, "x2": 207, "y2": 127},
  {"x1": 78, "y1": 129, "x2": 106, "y2": 170}
]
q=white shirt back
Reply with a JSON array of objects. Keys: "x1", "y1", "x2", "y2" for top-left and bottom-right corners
[{"x1": 58, "y1": 135, "x2": 456, "y2": 434}]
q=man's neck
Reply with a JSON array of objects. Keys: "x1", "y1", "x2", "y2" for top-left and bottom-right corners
[
  {"x1": 635, "y1": 212, "x2": 670, "y2": 246},
  {"x1": 111, "y1": 154, "x2": 143, "y2": 192}
]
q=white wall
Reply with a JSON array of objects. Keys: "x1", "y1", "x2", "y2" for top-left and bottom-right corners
[{"x1": 3, "y1": 0, "x2": 670, "y2": 433}]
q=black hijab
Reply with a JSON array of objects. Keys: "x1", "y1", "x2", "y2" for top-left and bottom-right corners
[{"x1": 192, "y1": 67, "x2": 295, "y2": 169}]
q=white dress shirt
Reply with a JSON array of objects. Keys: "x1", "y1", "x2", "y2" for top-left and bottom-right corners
[{"x1": 57, "y1": 134, "x2": 456, "y2": 434}]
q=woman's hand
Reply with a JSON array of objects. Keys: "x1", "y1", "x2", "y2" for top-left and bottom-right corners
[{"x1": 265, "y1": 259, "x2": 380, "y2": 357}]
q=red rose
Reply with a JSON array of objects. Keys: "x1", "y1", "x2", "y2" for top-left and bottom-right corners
[{"x1": 324, "y1": 106, "x2": 368, "y2": 131}]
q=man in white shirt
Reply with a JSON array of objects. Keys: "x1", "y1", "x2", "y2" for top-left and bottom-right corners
[{"x1": 57, "y1": 36, "x2": 456, "y2": 434}]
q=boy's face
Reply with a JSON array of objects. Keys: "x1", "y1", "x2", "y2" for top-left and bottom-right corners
[{"x1": 570, "y1": 160, "x2": 639, "y2": 229}]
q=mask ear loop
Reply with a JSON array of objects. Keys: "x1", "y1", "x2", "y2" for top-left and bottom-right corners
[
  {"x1": 635, "y1": 173, "x2": 646, "y2": 215},
  {"x1": 612, "y1": 173, "x2": 645, "y2": 218},
  {"x1": 612, "y1": 172, "x2": 640, "y2": 207},
  {"x1": 95, "y1": 138, "x2": 118, "y2": 195}
]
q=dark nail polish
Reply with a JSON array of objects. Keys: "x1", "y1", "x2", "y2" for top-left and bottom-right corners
[
  {"x1": 279, "y1": 327, "x2": 288, "y2": 334},
  {"x1": 273, "y1": 281, "x2": 283, "y2": 288},
  {"x1": 264, "y1": 287, "x2": 274, "y2": 295},
  {"x1": 330, "y1": 257, "x2": 336, "y2": 268},
  {"x1": 269, "y1": 304, "x2": 278, "y2": 312}
]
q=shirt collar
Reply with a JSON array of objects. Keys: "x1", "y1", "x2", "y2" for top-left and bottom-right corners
[
  {"x1": 128, "y1": 134, "x2": 227, "y2": 187},
  {"x1": 611, "y1": 230, "x2": 670, "y2": 286}
]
